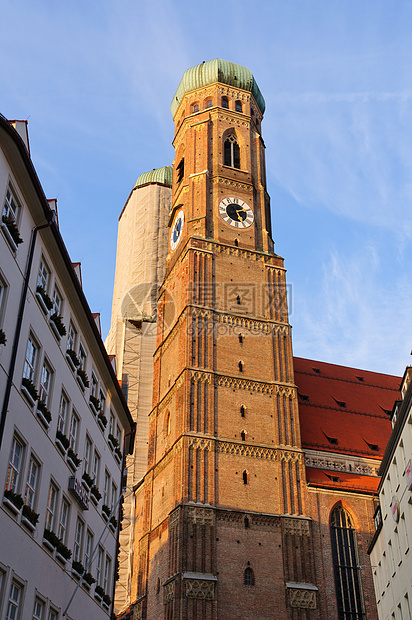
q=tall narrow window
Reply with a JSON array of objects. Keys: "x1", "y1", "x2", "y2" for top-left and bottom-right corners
[
  {"x1": 69, "y1": 411, "x2": 79, "y2": 450},
  {"x1": 206, "y1": 99, "x2": 212, "y2": 108},
  {"x1": 240, "y1": 405, "x2": 245, "y2": 417},
  {"x1": 84, "y1": 436, "x2": 92, "y2": 474},
  {"x1": 45, "y1": 483, "x2": 58, "y2": 530},
  {"x1": 67, "y1": 322, "x2": 77, "y2": 352},
  {"x1": 33, "y1": 598, "x2": 45, "y2": 620},
  {"x1": 176, "y1": 158, "x2": 184, "y2": 183},
  {"x1": 96, "y1": 547, "x2": 103, "y2": 585},
  {"x1": 330, "y1": 505, "x2": 365, "y2": 620},
  {"x1": 37, "y1": 259, "x2": 49, "y2": 291},
  {"x1": 241, "y1": 430, "x2": 246, "y2": 442},
  {"x1": 6, "y1": 436, "x2": 24, "y2": 492},
  {"x1": 222, "y1": 96, "x2": 229, "y2": 108},
  {"x1": 25, "y1": 457, "x2": 39, "y2": 508},
  {"x1": 3, "y1": 187, "x2": 19, "y2": 221},
  {"x1": 244, "y1": 567, "x2": 254, "y2": 585},
  {"x1": 84, "y1": 530, "x2": 93, "y2": 570},
  {"x1": 92, "y1": 450, "x2": 101, "y2": 485},
  {"x1": 224, "y1": 134, "x2": 240, "y2": 168},
  {"x1": 58, "y1": 498, "x2": 70, "y2": 542},
  {"x1": 23, "y1": 336, "x2": 38, "y2": 381},
  {"x1": 104, "y1": 471, "x2": 111, "y2": 506},
  {"x1": 238, "y1": 361, "x2": 244, "y2": 372},
  {"x1": 39, "y1": 361, "x2": 52, "y2": 404},
  {"x1": 52, "y1": 287, "x2": 62, "y2": 315},
  {"x1": 243, "y1": 470, "x2": 248, "y2": 485},
  {"x1": 91, "y1": 373, "x2": 98, "y2": 398},
  {"x1": 73, "y1": 518, "x2": 84, "y2": 563},
  {"x1": 6, "y1": 581, "x2": 22, "y2": 620},
  {"x1": 235, "y1": 100, "x2": 242, "y2": 112},
  {"x1": 104, "y1": 555, "x2": 112, "y2": 595},
  {"x1": 58, "y1": 393, "x2": 68, "y2": 434},
  {"x1": 78, "y1": 343, "x2": 87, "y2": 371}
]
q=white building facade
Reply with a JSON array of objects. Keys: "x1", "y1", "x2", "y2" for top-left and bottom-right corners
[
  {"x1": 0, "y1": 115, "x2": 135, "y2": 620},
  {"x1": 369, "y1": 367, "x2": 412, "y2": 620}
]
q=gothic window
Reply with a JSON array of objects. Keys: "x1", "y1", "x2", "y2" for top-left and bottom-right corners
[
  {"x1": 238, "y1": 333, "x2": 243, "y2": 343},
  {"x1": 244, "y1": 567, "x2": 254, "y2": 585},
  {"x1": 222, "y1": 96, "x2": 229, "y2": 108},
  {"x1": 224, "y1": 134, "x2": 240, "y2": 169},
  {"x1": 235, "y1": 100, "x2": 242, "y2": 112},
  {"x1": 192, "y1": 102, "x2": 199, "y2": 113},
  {"x1": 205, "y1": 99, "x2": 212, "y2": 108},
  {"x1": 241, "y1": 430, "x2": 246, "y2": 442},
  {"x1": 238, "y1": 361, "x2": 244, "y2": 372},
  {"x1": 240, "y1": 405, "x2": 245, "y2": 417},
  {"x1": 330, "y1": 505, "x2": 365, "y2": 620},
  {"x1": 177, "y1": 158, "x2": 184, "y2": 183},
  {"x1": 244, "y1": 516, "x2": 249, "y2": 528},
  {"x1": 243, "y1": 470, "x2": 248, "y2": 485}
]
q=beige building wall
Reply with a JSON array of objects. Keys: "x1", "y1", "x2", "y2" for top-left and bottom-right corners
[
  {"x1": 105, "y1": 169, "x2": 171, "y2": 614},
  {"x1": 369, "y1": 367, "x2": 412, "y2": 619}
]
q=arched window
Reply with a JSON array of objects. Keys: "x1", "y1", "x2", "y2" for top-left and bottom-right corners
[
  {"x1": 244, "y1": 567, "x2": 254, "y2": 585},
  {"x1": 240, "y1": 405, "x2": 245, "y2": 417},
  {"x1": 235, "y1": 100, "x2": 242, "y2": 112},
  {"x1": 238, "y1": 361, "x2": 244, "y2": 372},
  {"x1": 243, "y1": 470, "x2": 248, "y2": 485},
  {"x1": 224, "y1": 134, "x2": 240, "y2": 169},
  {"x1": 330, "y1": 505, "x2": 365, "y2": 620},
  {"x1": 222, "y1": 96, "x2": 229, "y2": 108},
  {"x1": 205, "y1": 99, "x2": 212, "y2": 108},
  {"x1": 192, "y1": 103, "x2": 199, "y2": 113},
  {"x1": 238, "y1": 333, "x2": 243, "y2": 344},
  {"x1": 244, "y1": 516, "x2": 249, "y2": 528},
  {"x1": 164, "y1": 410, "x2": 171, "y2": 436},
  {"x1": 241, "y1": 430, "x2": 246, "y2": 442}
]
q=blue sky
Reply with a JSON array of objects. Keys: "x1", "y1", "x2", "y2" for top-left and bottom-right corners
[{"x1": 2, "y1": 0, "x2": 412, "y2": 376}]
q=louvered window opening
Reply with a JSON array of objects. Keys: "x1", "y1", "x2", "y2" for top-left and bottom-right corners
[{"x1": 330, "y1": 506, "x2": 365, "y2": 620}]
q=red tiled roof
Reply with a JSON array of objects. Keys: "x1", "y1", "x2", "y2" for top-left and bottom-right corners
[
  {"x1": 294, "y1": 357, "x2": 400, "y2": 459},
  {"x1": 306, "y1": 468, "x2": 380, "y2": 493}
]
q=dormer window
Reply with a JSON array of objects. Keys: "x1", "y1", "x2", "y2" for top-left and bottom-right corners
[{"x1": 224, "y1": 134, "x2": 240, "y2": 169}]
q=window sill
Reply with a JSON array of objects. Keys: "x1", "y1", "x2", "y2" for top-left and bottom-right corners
[
  {"x1": 1, "y1": 221, "x2": 18, "y2": 252},
  {"x1": 21, "y1": 384, "x2": 36, "y2": 407},
  {"x1": 36, "y1": 291, "x2": 50, "y2": 315},
  {"x1": 55, "y1": 551, "x2": 67, "y2": 565},
  {"x1": 2, "y1": 496, "x2": 21, "y2": 516},
  {"x1": 36, "y1": 409, "x2": 51, "y2": 429},
  {"x1": 49, "y1": 319, "x2": 62, "y2": 341},
  {"x1": 21, "y1": 515, "x2": 36, "y2": 533}
]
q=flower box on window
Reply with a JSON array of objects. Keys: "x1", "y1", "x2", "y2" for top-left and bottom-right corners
[
  {"x1": 114, "y1": 446, "x2": 123, "y2": 464},
  {"x1": 67, "y1": 448, "x2": 81, "y2": 471},
  {"x1": 43, "y1": 527, "x2": 60, "y2": 552},
  {"x1": 21, "y1": 504, "x2": 39, "y2": 532},
  {"x1": 101, "y1": 504, "x2": 111, "y2": 521},
  {"x1": 71, "y1": 560, "x2": 85, "y2": 580},
  {"x1": 90, "y1": 485, "x2": 102, "y2": 506},
  {"x1": 82, "y1": 472, "x2": 94, "y2": 491},
  {"x1": 97, "y1": 412, "x2": 107, "y2": 431},
  {"x1": 82, "y1": 572, "x2": 96, "y2": 591},
  {"x1": 109, "y1": 515, "x2": 118, "y2": 533},
  {"x1": 107, "y1": 433, "x2": 117, "y2": 451},
  {"x1": 55, "y1": 430, "x2": 70, "y2": 455},
  {"x1": 76, "y1": 368, "x2": 89, "y2": 391},
  {"x1": 1, "y1": 216, "x2": 23, "y2": 250},
  {"x1": 49, "y1": 312, "x2": 67, "y2": 340},
  {"x1": 0, "y1": 329, "x2": 6, "y2": 346},
  {"x1": 89, "y1": 395, "x2": 101, "y2": 415},
  {"x1": 55, "y1": 540, "x2": 72, "y2": 565},
  {"x1": 21, "y1": 377, "x2": 39, "y2": 407},
  {"x1": 36, "y1": 401, "x2": 52, "y2": 429},
  {"x1": 36, "y1": 285, "x2": 53, "y2": 315},
  {"x1": 102, "y1": 594, "x2": 112, "y2": 609},
  {"x1": 3, "y1": 489, "x2": 23, "y2": 515},
  {"x1": 94, "y1": 585, "x2": 105, "y2": 602},
  {"x1": 66, "y1": 348, "x2": 80, "y2": 371}
]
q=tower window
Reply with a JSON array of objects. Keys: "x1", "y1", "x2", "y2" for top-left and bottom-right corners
[
  {"x1": 176, "y1": 158, "x2": 184, "y2": 183},
  {"x1": 235, "y1": 100, "x2": 242, "y2": 112},
  {"x1": 206, "y1": 99, "x2": 212, "y2": 108},
  {"x1": 222, "y1": 96, "x2": 229, "y2": 108},
  {"x1": 238, "y1": 361, "x2": 244, "y2": 372},
  {"x1": 330, "y1": 506, "x2": 365, "y2": 619},
  {"x1": 193, "y1": 103, "x2": 199, "y2": 113},
  {"x1": 244, "y1": 516, "x2": 249, "y2": 528},
  {"x1": 224, "y1": 135, "x2": 240, "y2": 169},
  {"x1": 238, "y1": 333, "x2": 243, "y2": 344},
  {"x1": 241, "y1": 430, "x2": 246, "y2": 442},
  {"x1": 243, "y1": 470, "x2": 248, "y2": 485},
  {"x1": 240, "y1": 405, "x2": 245, "y2": 417},
  {"x1": 236, "y1": 295, "x2": 241, "y2": 304},
  {"x1": 244, "y1": 567, "x2": 254, "y2": 585}
]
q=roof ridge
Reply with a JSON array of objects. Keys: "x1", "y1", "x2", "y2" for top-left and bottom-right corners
[{"x1": 295, "y1": 369, "x2": 399, "y2": 391}]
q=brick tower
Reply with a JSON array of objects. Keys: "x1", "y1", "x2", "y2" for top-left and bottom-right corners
[{"x1": 131, "y1": 59, "x2": 319, "y2": 620}]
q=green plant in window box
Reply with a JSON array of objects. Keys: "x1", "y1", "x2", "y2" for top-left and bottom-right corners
[
  {"x1": 4, "y1": 489, "x2": 24, "y2": 510},
  {"x1": 89, "y1": 394, "x2": 101, "y2": 412},
  {"x1": 22, "y1": 377, "x2": 39, "y2": 401},
  {"x1": 36, "y1": 285, "x2": 54, "y2": 310},
  {"x1": 110, "y1": 515, "x2": 118, "y2": 529},
  {"x1": 72, "y1": 560, "x2": 85, "y2": 576},
  {"x1": 83, "y1": 572, "x2": 96, "y2": 586},
  {"x1": 2, "y1": 215, "x2": 23, "y2": 245},
  {"x1": 50, "y1": 312, "x2": 67, "y2": 337},
  {"x1": 56, "y1": 430, "x2": 70, "y2": 450},
  {"x1": 98, "y1": 412, "x2": 107, "y2": 427},
  {"x1": 0, "y1": 329, "x2": 6, "y2": 346},
  {"x1": 56, "y1": 540, "x2": 72, "y2": 560},
  {"x1": 82, "y1": 471, "x2": 94, "y2": 488},
  {"x1": 115, "y1": 446, "x2": 123, "y2": 461},
  {"x1": 77, "y1": 368, "x2": 89, "y2": 387},
  {"x1": 95, "y1": 585, "x2": 105, "y2": 598},
  {"x1": 108, "y1": 433, "x2": 119, "y2": 448},
  {"x1": 102, "y1": 594, "x2": 112, "y2": 606},
  {"x1": 67, "y1": 448, "x2": 81, "y2": 468},
  {"x1": 37, "y1": 401, "x2": 52, "y2": 423},
  {"x1": 43, "y1": 527, "x2": 60, "y2": 547},
  {"x1": 66, "y1": 348, "x2": 80, "y2": 367},
  {"x1": 22, "y1": 504, "x2": 40, "y2": 525},
  {"x1": 90, "y1": 485, "x2": 102, "y2": 501},
  {"x1": 102, "y1": 503, "x2": 111, "y2": 517}
]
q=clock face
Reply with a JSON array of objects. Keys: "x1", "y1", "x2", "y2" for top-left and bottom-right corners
[
  {"x1": 170, "y1": 210, "x2": 184, "y2": 251},
  {"x1": 219, "y1": 197, "x2": 254, "y2": 228}
]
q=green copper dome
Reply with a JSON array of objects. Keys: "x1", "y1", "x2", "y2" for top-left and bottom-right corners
[
  {"x1": 134, "y1": 166, "x2": 172, "y2": 189},
  {"x1": 171, "y1": 59, "x2": 265, "y2": 117}
]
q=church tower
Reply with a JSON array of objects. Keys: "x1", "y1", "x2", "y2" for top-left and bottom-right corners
[{"x1": 131, "y1": 59, "x2": 319, "y2": 620}]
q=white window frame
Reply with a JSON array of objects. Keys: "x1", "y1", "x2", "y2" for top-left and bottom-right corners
[
  {"x1": 37, "y1": 259, "x2": 49, "y2": 292},
  {"x1": 66, "y1": 322, "x2": 77, "y2": 352},
  {"x1": 57, "y1": 497, "x2": 70, "y2": 543},
  {"x1": 73, "y1": 518, "x2": 84, "y2": 564},
  {"x1": 23, "y1": 336, "x2": 38, "y2": 382},
  {"x1": 84, "y1": 436, "x2": 92, "y2": 475},
  {"x1": 39, "y1": 360, "x2": 52, "y2": 405},
  {"x1": 52, "y1": 286, "x2": 62, "y2": 316},
  {"x1": 84, "y1": 529, "x2": 93, "y2": 570},
  {"x1": 57, "y1": 392, "x2": 69, "y2": 435},
  {"x1": 6, "y1": 580, "x2": 23, "y2": 620},
  {"x1": 92, "y1": 450, "x2": 100, "y2": 485},
  {"x1": 69, "y1": 411, "x2": 79, "y2": 451},
  {"x1": 24, "y1": 456, "x2": 40, "y2": 509},
  {"x1": 103, "y1": 555, "x2": 111, "y2": 594},
  {"x1": 6, "y1": 436, "x2": 24, "y2": 493},
  {"x1": 33, "y1": 597, "x2": 45, "y2": 620},
  {"x1": 45, "y1": 482, "x2": 58, "y2": 531},
  {"x1": 91, "y1": 372, "x2": 98, "y2": 398},
  {"x1": 3, "y1": 186, "x2": 20, "y2": 222},
  {"x1": 96, "y1": 547, "x2": 103, "y2": 586}
]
